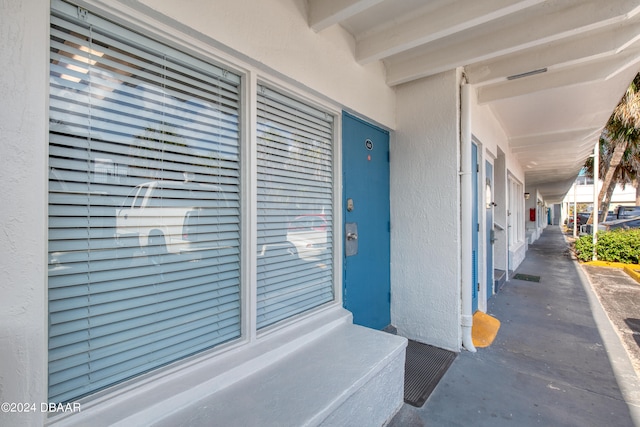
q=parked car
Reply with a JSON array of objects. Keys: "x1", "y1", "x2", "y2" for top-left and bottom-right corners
[
  {"x1": 615, "y1": 205, "x2": 640, "y2": 219},
  {"x1": 599, "y1": 217, "x2": 640, "y2": 231},
  {"x1": 567, "y1": 212, "x2": 591, "y2": 230},
  {"x1": 569, "y1": 211, "x2": 617, "y2": 234},
  {"x1": 598, "y1": 207, "x2": 640, "y2": 231}
]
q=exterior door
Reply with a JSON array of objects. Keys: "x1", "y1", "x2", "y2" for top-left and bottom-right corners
[
  {"x1": 472, "y1": 143, "x2": 479, "y2": 312},
  {"x1": 342, "y1": 112, "x2": 391, "y2": 330},
  {"x1": 486, "y1": 161, "x2": 494, "y2": 298}
]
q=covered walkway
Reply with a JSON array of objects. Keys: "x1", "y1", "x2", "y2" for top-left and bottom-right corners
[{"x1": 390, "y1": 226, "x2": 640, "y2": 427}]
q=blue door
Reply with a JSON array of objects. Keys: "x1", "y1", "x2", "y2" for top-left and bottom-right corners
[
  {"x1": 342, "y1": 112, "x2": 391, "y2": 330},
  {"x1": 486, "y1": 161, "x2": 494, "y2": 298},
  {"x1": 472, "y1": 144, "x2": 479, "y2": 312}
]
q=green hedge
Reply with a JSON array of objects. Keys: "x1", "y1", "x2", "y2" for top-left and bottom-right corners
[{"x1": 574, "y1": 228, "x2": 640, "y2": 263}]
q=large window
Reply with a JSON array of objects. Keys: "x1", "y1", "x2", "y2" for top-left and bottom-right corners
[
  {"x1": 49, "y1": 1, "x2": 241, "y2": 403},
  {"x1": 48, "y1": 1, "x2": 336, "y2": 404},
  {"x1": 256, "y1": 86, "x2": 334, "y2": 329}
]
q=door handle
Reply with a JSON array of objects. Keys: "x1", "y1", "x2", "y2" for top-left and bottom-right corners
[{"x1": 345, "y1": 222, "x2": 358, "y2": 256}]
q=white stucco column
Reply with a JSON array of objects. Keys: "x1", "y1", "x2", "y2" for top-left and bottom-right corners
[
  {"x1": 592, "y1": 141, "x2": 599, "y2": 260},
  {"x1": 0, "y1": 1, "x2": 49, "y2": 426},
  {"x1": 460, "y1": 83, "x2": 476, "y2": 352},
  {"x1": 391, "y1": 70, "x2": 462, "y2": 352}
]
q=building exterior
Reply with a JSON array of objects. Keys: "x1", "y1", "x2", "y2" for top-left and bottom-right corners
[
  {"x1": 2, "y1": 1, "x2": 638, "y2": 425},
  {"x1": 562, "y1": 176, "x2": 638, "y2": 224}
]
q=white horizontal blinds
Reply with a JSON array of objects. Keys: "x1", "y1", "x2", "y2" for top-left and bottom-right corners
[
  {"x1": 48, "y1": 1, "x2": 241, "y2": 403},
  {"x1": 256, "y1": 85, "x2": 334, "y2": 329}
]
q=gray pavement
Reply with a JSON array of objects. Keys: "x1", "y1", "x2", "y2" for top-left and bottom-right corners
[
  {"x1": 389, "y1": 226, "x2": 640, "y2": 427},
  {"x1": 582, "y1": 264, "x2": 640, "y2": 377}
]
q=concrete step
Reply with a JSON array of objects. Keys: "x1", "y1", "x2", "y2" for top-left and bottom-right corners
[
  {"x1": 53, "y1": 308, "x2": 407, "y2": 427},
  {"x1": 154, "y1": 322, "x2": 408, "y2": 427}
]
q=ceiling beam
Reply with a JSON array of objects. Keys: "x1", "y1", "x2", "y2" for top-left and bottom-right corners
[
  {"x1": 526, "y1": 171, "x2": 583, "y2": 184},
  {"x1": 476, "y1": 45, "x2": 640, "y2": 104},
  {"x1": 466, "y1": 17, "x2": 640, "y2": 86},
  {"x1": 512, "y1": 144, "x2": 592, "y2": 155},
  {"x1": 518, "y1": 158, "x2": 587, "y2": 168},
  {"x1": 526, "y1": 172, "x2": 579, "y2": 180},
  {"x1": 355, "y1": 0, "x2": 544, "y2": 64},
  {"x1": 517, "y1": 157, "x2": 590, "y2": 168},
  {"x1": 308, "y1": 0, "x2": 384, "y2": 32},
  {"x1": 385, "y1": 0, "x2": 640, "y2": 86},
  {"x1": 532, "y1": 176, "x2": 579, "y2": 200},
  {"x1": 509, "y1": 128, "x2": 601, "y2": 147}
]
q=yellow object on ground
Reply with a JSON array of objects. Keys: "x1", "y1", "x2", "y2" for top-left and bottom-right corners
[
  {"x1": 622, "y1": 266, "x2": 640, "y2": 284},
  {"x1": 584, "y1": 260, "x2": 632, "y2": 268},
  {"x1": 472, "y1": 311, "x2": 501, "y2": 348},
  {"x1": 584, "y1": 261, "x2": 640, "y2": 285}
]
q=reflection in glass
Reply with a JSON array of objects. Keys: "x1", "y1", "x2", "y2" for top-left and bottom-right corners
[
  {"x1": 255, "y1": 86, "x2": 334, "y2": 329},
  {"x1": 48, "y1": 8, "x2": 241, "y2": 403}
]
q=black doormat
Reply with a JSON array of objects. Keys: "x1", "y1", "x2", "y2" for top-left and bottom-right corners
[
  {"x1": 403, "y1": 340, "x2": 457, "y2": 407},
  {"x1": 513, "y1": 273, "x2": 541, "y2": 282}
]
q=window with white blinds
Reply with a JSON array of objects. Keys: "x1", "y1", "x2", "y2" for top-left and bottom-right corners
[
  {"x1": 256, "y1": 86, "x2": 335, "y2": 329},
  {"x1": 48, "y1": 0, "x2": 241, "y2": 403}
]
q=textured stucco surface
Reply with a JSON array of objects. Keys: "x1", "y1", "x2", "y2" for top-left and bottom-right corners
[
  {"x1": 0, "y1": 1, "x2": 49, "y2": 426},
  {"x1": 391, "y1": 71, "x2": 462, "y2": 352},
  {"x1": 319, "y1": 344, "x2": 406, "y2": 427}
]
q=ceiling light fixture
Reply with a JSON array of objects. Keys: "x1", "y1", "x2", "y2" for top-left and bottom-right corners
[{"x1": 507, "y1": 68, "x2": 547, "y2": 80}]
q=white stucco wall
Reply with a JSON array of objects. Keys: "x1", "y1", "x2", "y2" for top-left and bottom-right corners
[
  {"x1": 391, "y1": 71, "x2": 462, "y2": 352},
  {"x1": 134, "y1": 0, "x2": 396, "y2": 129},
  {"x1": 0, "y1": 1, "x2": 49, "y2": 426},
  {"x1": 468, "y1": 87, "x2": 525, "y2": 202},
  {"x1": 469, "y1": 100, "x2": 506, "y2": 162},
  {"x1": 0, "y1": 1, "x2": 400, "y2": 425}
]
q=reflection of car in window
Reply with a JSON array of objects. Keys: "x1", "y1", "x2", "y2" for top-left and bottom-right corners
[
  {"x1": 286, "y1": 215, "x2": 330, "y2": 261},
  {"x1": 115, "y1": 180, "x2": 232, "y2": 258}
]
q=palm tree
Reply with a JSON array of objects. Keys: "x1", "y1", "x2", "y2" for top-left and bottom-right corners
[
  {"x1": 618, "y1": 139, "x2": 640, "y2": 204},
  {"x1": 585, "y1": 73, "x2": 640, "y2": 223}
]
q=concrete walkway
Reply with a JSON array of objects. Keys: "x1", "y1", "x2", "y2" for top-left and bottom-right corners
[{"x1": 389, "y1": 226, "x2": 640, "y2": 427}]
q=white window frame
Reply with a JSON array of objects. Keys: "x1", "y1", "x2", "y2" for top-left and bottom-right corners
[
  {"x1": 47, "y1": 0, "x2": 344, "y2": 415},
  {"x1": 507, "y1": 174, "x2": 524, "y2": 247}
]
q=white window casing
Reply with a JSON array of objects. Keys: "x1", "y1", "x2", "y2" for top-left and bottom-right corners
[
  {"x1": 49, "y1": 0, "x2": 242, "y2": 403},
  {"x1": 507, "y1": 174, "x2": 524, "y2": 247}
]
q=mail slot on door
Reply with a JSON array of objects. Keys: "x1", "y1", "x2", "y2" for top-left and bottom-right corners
[{"x1": 345, "y1": 222, "x2": 358, "y2": 256}]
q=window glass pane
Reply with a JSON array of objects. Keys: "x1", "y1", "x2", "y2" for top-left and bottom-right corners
[
  {"x1": 256, "y1": 86, "x2": 334, "y2": 329},
  {"x1": 49, "y1": 1, "x2": 241, "y2": 403}
]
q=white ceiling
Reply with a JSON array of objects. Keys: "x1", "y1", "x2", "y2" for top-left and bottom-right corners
[{"x1": 307, "y1": 0, "x2": 640, "y2": 202}]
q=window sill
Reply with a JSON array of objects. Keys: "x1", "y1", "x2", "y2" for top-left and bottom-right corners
[{"x1": 47, "y1": 306, "x2": 407, "y2": 427}]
